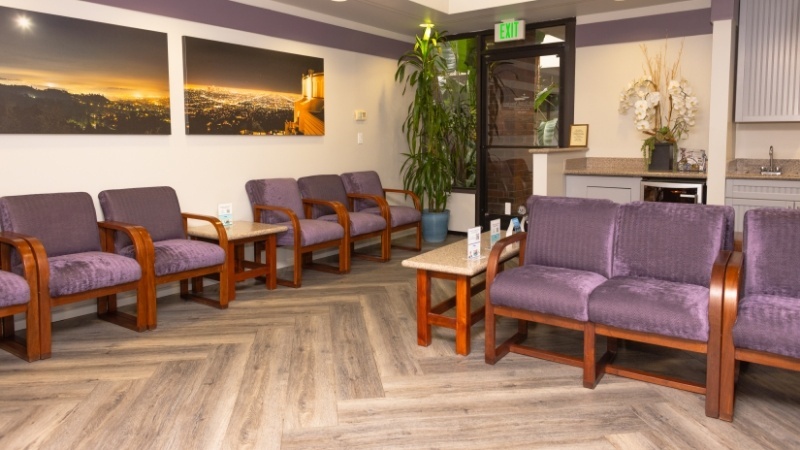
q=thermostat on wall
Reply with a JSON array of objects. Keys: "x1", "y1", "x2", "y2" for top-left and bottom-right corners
[{"x1": 354, "y1": 110, "x2": 367, "y2": 121}]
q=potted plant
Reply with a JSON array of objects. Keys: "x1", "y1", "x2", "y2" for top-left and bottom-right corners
[
  {"x1": 619, "y1": 41, "x2": 699, "y2": 171},
  {"x1": 395, "y1": 24, "x2": 456, "y2": 243}
]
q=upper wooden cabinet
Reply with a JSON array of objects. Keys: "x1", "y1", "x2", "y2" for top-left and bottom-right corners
[{"x1": 735, "y1": 0, "x2": 800, "y2": 122}]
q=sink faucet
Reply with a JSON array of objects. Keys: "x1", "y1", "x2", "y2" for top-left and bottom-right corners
[
  {"x1": 761, "y1": 145, "x2": 782, "y2": 175},
  {"x1": 769, "y1": 145, "x2": 775, "y2": 171}
]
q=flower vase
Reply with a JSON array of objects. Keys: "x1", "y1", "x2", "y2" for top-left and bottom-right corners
[{"x1": 648, "y1": 142, "x2": 674, "y2": 172}]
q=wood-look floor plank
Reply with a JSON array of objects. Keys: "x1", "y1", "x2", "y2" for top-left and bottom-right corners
[
  {"x1": 223, "y1": 326, "x2": 295, "y2": 450},
  {"x1": 282, "y1": 314, "x2": 338, "y2": 431},
  {"x1": 330, "y1": 301, "x2": 385, "y2": 400}
]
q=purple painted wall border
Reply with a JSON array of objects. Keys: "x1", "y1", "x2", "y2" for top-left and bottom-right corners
[
  {"x1": 576, "y1": 8, "x2": 712, "y2": 47},
  {"x1": 79, "y1": 0, "x2": 409, "y2": 59},
  {"x1": 710, "y1": 0, "x2": 736, "y2": 21}
]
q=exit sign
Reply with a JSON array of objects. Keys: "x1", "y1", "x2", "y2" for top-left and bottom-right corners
[{"x1": 495, "y1": 20, "x2": 526, "y2": 42}]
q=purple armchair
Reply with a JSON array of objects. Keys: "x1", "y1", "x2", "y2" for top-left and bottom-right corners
[
  {"x1": 245, "y1": 178, "x2": 347, "y2": 288},
  {"x1": 0, "y1": 232, "x2": 41, "y2": 361},
  {"x1": 298, "y1": 174, "x2": 389, "y2": 263},
  {"x1": 340, "y1": 171, "x2": 421, "y2": 254},
  {"x1": 98, "y1": 186, "x2": 229, "y2": 327},
  {"x1": 0, "y1": 192, "x2": 151, "y2": 359},
  {"x1": 720, "y1": 208, "x2": 800, "y2": 421},
  {"x1": 486, "y1": 196, "x2": 619, "y2": 369},
  {"x1": 584, "y1": 201, "x2": 734, "y2": 418}
]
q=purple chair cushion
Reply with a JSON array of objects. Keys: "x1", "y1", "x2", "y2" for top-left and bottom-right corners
[
  {"x1": 0, "y1": 270, "x2": 30, "y2": 307},
  {"x1": 613, "y1": 202, "x2": 731, "y2": 287},
  {"x1": 490, "y1": 264, "x2": 608, "y2": 321},
  {"x1": 588, "y1": 276, "x2": 711, "y2": 341},
  {"x1": 733, "y1": 294, "x2": 800, "y2": 359},
  {"x1": 0, "y1": 192, "x2": 101, "y2": 256},
  {"x1": 318, "y1": 212, "x2": 386, "y2": 236},
  {"x1": 743, "y1": 208, "x2": 800, "y2": 298},
  {"x1": 98, "y1": 186, "x2": 185, "y2": 252},
  {"x1": 121, "y1": 239, "x2": 224, "y2": 277},
  {"x1": 245, "y1": 178, "x2": 306, "y2": 223},
  {"x1": 340, "y1": 171, "x2": 385, "y2": 211},
  {"x1": 362, "y1": 205, "x2": 421, "y2": 227},
  {"x1": 47, "y1": 252, "x2": 142, "y2": 297},
  {"x1": 524, "y1": 196, "x2": 619, "y2": 278},
  {"x1": 274, "y1": 219, "x2": 344, "y2": 247},
  {"x1": 297, "y1": 175, "x2": 350, "y2": 219}
]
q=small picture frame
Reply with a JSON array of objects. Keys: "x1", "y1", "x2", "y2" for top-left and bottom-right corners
[{"x1": 569, "y1": 124, "x2": 589, "y2": 147}]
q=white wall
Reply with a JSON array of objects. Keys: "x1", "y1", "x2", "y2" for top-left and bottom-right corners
[
  {"x1": 0, "y1": 0, "x2": 409, "y2": 218},
  {"x1": 574, "y1": 35, "x2": 713, "y2": 160},
  {"x1": 735, "y1": 123, "x2": 800, "y2": 159}
]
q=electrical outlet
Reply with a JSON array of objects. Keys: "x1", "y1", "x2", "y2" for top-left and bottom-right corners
[{"x1": 357, "y1": 132, "x2": 364, "y2": 144}]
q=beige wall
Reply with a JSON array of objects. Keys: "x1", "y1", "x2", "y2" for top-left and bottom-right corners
[{"x1": 574, "y1": 35, "x2": 713, "y2": 160}]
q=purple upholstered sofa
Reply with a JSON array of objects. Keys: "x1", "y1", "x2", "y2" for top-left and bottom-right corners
[
  {"x1": 486, "y1": 195, "x2": 734, "y2": 419},
  {"x1": 720, "y1": 208, "x2": 800, "y2": 421}
]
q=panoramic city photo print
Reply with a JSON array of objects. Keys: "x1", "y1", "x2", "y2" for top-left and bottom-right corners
[
  {"x1": 182, "y1": 36, "x2": 324, "y2": 136},
  {"x1": 0, "y1": 6, "x2": 170, "y2": 134}
]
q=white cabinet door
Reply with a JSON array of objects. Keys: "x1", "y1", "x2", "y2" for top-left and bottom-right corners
[
  {"x1": 725, "y1": 197, "x2": 795, "y2": 232},
  {"x1": 566, "y1": 175, "x2": 640, "y2": 203},
  {"x1": 586, "y1": 186, "x2": 634, "y2": 203}
]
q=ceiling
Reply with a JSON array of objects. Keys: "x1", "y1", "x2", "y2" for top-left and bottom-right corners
[{"x1": 230, "y1": 0, "x2": 691, "y2": 41}]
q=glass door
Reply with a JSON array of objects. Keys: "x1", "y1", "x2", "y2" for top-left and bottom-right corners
[{"x1": 481, "y1": 50, "x2": 560, "y2": 228}]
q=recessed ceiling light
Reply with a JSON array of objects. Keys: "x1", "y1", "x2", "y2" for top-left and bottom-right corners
[{"x1": 332, "y1": 0, "x2": 346, "y2": 2}]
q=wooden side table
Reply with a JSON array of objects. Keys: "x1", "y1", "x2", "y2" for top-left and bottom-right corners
[
  {"x1": 188, "y1": 221, "x2": 287, "y2": 301},
  {"x1": 401, "y1": 232, "x2": 519, "y2": 355}
]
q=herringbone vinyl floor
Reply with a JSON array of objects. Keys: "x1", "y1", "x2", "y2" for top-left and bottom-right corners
[{"x1": 1, "y1": 235, "x2": 798, "y2": 449}]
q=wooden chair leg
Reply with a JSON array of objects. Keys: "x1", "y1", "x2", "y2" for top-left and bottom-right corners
[
  {"x1": 39, "y1": 297, "x2": 52, "y2": 360},
  {"x1": 583, "y1": 322, "x2": 599, "y2": 388}
]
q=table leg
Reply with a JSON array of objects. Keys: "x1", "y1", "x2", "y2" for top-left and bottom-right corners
[
  {"x1": 416, "y1": 269, "x2": 432, "y2": 347},
  {"x1": 265, "y1": 235, "x2": 277, "y2": 290},
  {"x1": 455, "y1": 275, "x2": 471, "y2": 356},
  {"x1": 227, "y1": 241, "x2": 237, "y2": 301}
]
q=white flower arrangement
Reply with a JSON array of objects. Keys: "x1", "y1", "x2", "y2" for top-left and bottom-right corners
[{"x1": 619, "y1": 42, "x2": 698, "y2": 164}]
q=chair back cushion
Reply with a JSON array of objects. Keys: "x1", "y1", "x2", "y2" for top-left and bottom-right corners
[
  {"x1": 612, "y1": 202, "x2": 732, "y2": 286},
  {"x1": 298, "y1": 174, "x2": 349, "y2": 218},
  {"x1": 98, "y1": 186, "x2": 185, "y2": 251},
  {"x1": 743, "y1": 208, "x2": 800, "y2": 298},
  {"x1": 245, "y1": 178, "x2": 305, "y2": 223},
  {"x1": 0, "y1": 192, "x2": 101, "y2": 256},
  {"x1": 525, "y1": 196, "x2": 618, "y2": 278},
  {"x1": 340, "y1": 171, "x2": 385, "y2": 211}
]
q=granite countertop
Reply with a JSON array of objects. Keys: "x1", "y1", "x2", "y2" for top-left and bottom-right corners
[
  {"x1": 529, "y1": 146, "x2": 589, "y2": 155},
  {"x1": 564, "y1": 157, "x2": 707, "y2": 179},
  {"x1": 726, "y1": 159, "x2": 800, "y2": 180},
  {"x1": 188, "y1": 220, "x2": 288, "y2": 240}
]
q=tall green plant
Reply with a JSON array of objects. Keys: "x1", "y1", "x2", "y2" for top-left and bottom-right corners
[{"x1": 395, "y1": 25, "x2": 453, "y2": 212}]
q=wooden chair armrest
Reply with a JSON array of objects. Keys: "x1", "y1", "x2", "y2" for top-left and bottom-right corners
[
  {"x1": 0, "y1": 231, "x2": 39, "y2": 282},
  {"x1": 384, "y1": 188, "x2": 421, "y2": 211},
  {"x1": 181, "y1": 213, "x2": 228, "y2": 249},
  {"x1": 98, "y1": 221, "x2": 154, "y2": 270},
  {"x1": 721, "y1": 251, "x2": 743, "y2": 336},
  {"x1": 252, "y1": 204, "x2": 301, "y2": 247},
  {"x1": 346, "y1": 193, "x2": 390, "y2": 218},
  {"x1": 302, "y1": 198, "x2": 350, "y2": 229},
  {"x1": 486, "y1": 232, "x2": 527, "y2": 301},
  {"x1": 708, "y1": 249, "x2": 733, "y2": 342}
]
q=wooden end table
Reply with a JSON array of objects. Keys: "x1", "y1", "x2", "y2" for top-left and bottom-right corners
[
  {"x1": 188, "y1": 221, "x2": 287, "y2": 301},
  {"x1": 401, "y1": 232, "x2": 519, "y2": 356}
]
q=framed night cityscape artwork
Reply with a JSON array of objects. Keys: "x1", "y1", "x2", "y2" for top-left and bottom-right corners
[
  {"x1": 0, "y1": 6, "x2": 170, "y2": 134},
  {"x1": 182, "y1": 37, "x2": 325, "y2": 136}
]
